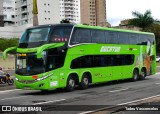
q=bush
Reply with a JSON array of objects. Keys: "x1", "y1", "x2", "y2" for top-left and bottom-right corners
[{"x1": 0, "y1": 38, "x2": 19, "y2": 53}]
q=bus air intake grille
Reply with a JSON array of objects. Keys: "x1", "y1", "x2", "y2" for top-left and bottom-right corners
[{"x1": 18, "y1": 80, "x2": 37, "y2": 84}]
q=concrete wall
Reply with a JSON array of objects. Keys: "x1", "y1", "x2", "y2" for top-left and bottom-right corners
[
  {"x1": 0, "y1": 24, "x2": 32, "y2": 38},
  {"x1": 37, "y1": 0, "x2": 60, "y2": 25}
]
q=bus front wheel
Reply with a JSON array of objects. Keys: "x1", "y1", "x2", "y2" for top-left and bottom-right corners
[
  {"x1": 132, "y1": 69, "x2": 139, "y2": 81},
  {"x1": 79, "y1": 74, "x2": 89, "y2": 89},
  {"x1": 65, "y1": 75, "x2": 76, "y2": 92}
]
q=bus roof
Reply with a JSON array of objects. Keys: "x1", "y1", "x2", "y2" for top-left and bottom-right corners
[
  {"x1": 27, "y1": 23, "x2": 75, "y2": 29},
  {"x1": 75, "y1": 24, "x2": 154, "y2": 36},
  {"x1": 26, "y1": 23, "x2": 154, "y2": 36}
]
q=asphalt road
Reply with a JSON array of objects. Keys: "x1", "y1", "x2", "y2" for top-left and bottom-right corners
[{"x1": 0, "y1": 72, "x2": 160, "y2": 114}]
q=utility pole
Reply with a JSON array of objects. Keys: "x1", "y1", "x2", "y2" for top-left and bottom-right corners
[{"x1": 33, "y1": 0, "x2": 38, "y2": 26}]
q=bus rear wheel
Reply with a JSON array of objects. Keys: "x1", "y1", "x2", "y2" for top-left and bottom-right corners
[
  {"x1": 132, "y1": 69, "x2": 139, "y2": 81},
  {"x1": 139, "y1": 68, "x2": 146, "y2": 80},
  {"x1": 79, "y1": 74, "x2": 89, "y2": 89},
  {"x1": 65, "y1": 75, "x2": 76, "y2": 92}
]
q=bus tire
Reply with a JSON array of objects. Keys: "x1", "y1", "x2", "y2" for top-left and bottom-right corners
[
  {"x1": 79, "y1": 73, "x2": 89, "y2": 89},
  {"x1": 132, "y1": 69, "x2": 139, "y2": 81},
  {"x1": 65, "y1": 75, "x2": 76, "y2": 92},
  {"x1": 139, "y1": 68, "x2": 146, "y2": 80}
]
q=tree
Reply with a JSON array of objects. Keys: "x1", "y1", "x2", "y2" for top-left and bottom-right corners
[
  {"x1": 60, "y1": 19, "x2": 70, "y2": 23},
  {"x1": 144, "y1": 23, "x2": 160, "y2": 53},
  {"x1": 0, "y1": 38, "x2": 19, "y2": 53},
  {"x1": 129, "y1": 10, "x2": 155, "y2": 30}
]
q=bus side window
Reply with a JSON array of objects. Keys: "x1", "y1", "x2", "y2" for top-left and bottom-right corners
[
  {"x1": 107, "y1": 32, "x2": 118, "y2": 44},
  {"x1": 91, "y1": 30, "x2": 105, "y2": 43},
  {"x1": 118, "y1": 32, "x2": 129, "y2": 44},
  {"x1": 50, "y1": 27, "x2": 72, "y2": 42},
  {"x1": 70, "y1": 28, "x2": 91, "y2": 45},
  {"x1": 129, "y1": 34, "x2": 138, "y2": 45}
]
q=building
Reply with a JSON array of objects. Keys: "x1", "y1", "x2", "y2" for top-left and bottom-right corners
[
  {"x1": 3, "y1": 0, "x2": 16, "y2": 26},
  {"x1": 117, "y1": 19, "x2": 141, "y2": 31},
  {"x1": 0, "y1": 0, "x2": 61, "y2": 38},
  {"x1": 59, "y1": 0, "x2": 80, "y2": 24},
  {"x1": 0, "y1": 0, "x2": 4, "y2": 27},
  {"x1": 3, "y1": 0, "x2": 108, "y2": 27},
  {"x1": 3, "y1": 0, "x2": 60, "y2": 27},
  {"x1": 0, "y1": 0, "x2": 109, "y2": 38},
  {"x1": 80, "y1": 0, "x2": 107, "y2": 26}
]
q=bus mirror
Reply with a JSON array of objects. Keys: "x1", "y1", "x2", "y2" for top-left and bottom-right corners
[
  {"x1": 36, "y1": 43, "x2": 65, "y2": 59},
  {"x1": 36, "y1": 43, "x2": 56, "y2": 59},
  {"x1": 3, "y1": 47, "x2": 17, "y2": 60}
]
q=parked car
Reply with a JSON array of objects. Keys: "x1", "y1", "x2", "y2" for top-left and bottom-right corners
[{"x1": 156, "y1": 56, "x2": 160, "y2": 62}]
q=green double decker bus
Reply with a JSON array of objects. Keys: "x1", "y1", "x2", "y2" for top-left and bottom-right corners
[{"x1": 3, "y1": 24, "x2": 156, "y2": 91}]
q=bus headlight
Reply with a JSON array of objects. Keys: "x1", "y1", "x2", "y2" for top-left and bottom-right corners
[{"x1": 15, "y1": 78, "x2": 19, "y2": 81}]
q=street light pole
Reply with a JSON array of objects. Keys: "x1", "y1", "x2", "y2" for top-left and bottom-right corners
[{"x1": 33, "y1": 0, "x2": 38, "y2": 26}]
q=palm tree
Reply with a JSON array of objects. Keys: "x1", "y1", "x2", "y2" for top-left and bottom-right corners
[{"x1": 129, "y1": 10, "x2": 154, "y2": 30}]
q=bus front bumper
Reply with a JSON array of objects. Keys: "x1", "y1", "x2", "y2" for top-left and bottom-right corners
[{"x1": 15, "y1": 78, "x2": 57, "y2": 90}]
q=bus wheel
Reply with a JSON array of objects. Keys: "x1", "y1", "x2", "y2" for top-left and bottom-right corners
[
  {"x1": 132, "y1": 69, "x2": 139, "y2": 81},
  {"x1": 79, "y1": 74, "x2": 89, "y2": 89},
  {"x1": 139, "y1": 68, "x2": 146, "y2": 80},
  {"x1": 65, "y1": 75, "x2": 76, "y2": 92}
]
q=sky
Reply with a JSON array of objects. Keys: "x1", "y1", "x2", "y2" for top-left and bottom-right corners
[{"x1": 106, "y1": 0, "x2": 160, "y2": 26}]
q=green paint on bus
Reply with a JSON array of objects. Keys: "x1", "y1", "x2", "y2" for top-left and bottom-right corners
[{"x1": 3, "y1": 24, "x2": 156, "y2": 91}]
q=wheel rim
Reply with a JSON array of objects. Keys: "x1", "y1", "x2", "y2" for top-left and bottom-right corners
[
  {"x1": 134, "y1": 72, "x2": 138, "y2": 80},
  {"x1": 83, "y1": 77, "x2": 89, "y2": 85},
  {"x1": 141, "y1": 71, "x2": 145, "y2": 77},
  {"x1": 69, "y1": 79, "x2": 75, "y2": 88}
]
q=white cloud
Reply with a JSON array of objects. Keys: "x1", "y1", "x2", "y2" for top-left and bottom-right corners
[{"x1": 106, "y1": 0, "x2": 160, "y2": 26}]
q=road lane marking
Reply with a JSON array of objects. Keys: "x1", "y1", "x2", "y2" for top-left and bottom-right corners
[
  {"x1": 0, "y1": 89, "x2": 21, "y2": 93},
  {"x1": 79, "y1": 111, "x2": 95, "y2": 114},
  {"x1": 109, "y1": 88, "x2": 128, "y2": 93},
  {"x1": 0, "y1": 96, "x2": 28, "y2": 101},
  {"x1": 155, "y1": 83, "x2": 160, "y2": 85},
  {"x1": 32, "y1": 99, "x2": 66, "y2": 105},
  {"x1": 117, "y1": 94, "x2": 160, "y2": 106}
]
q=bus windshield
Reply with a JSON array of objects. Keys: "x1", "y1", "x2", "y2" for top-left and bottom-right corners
[
  {"x1": 20, "y1": 27, "x2": 51, "y2": 43},
  {"x1": 16, "y1": 52, "x2": 46, "y2": 75}
]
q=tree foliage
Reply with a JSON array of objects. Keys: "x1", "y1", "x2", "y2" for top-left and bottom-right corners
[
  {"x1": 60, "y1": 19, "x2": 70, "y2": 23},
  {"x1": 129, "y1": 10, "x2": 160, "y2": 54},
  {"x1": 129, "y1": 10, "x2": 155, "y2": 30},
  {"x1": 0, "y1": 38, "x2": 19, "y2": 53},
  {"x1": 144, "y1": 23, "x2": 160, "y2": 53}
]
